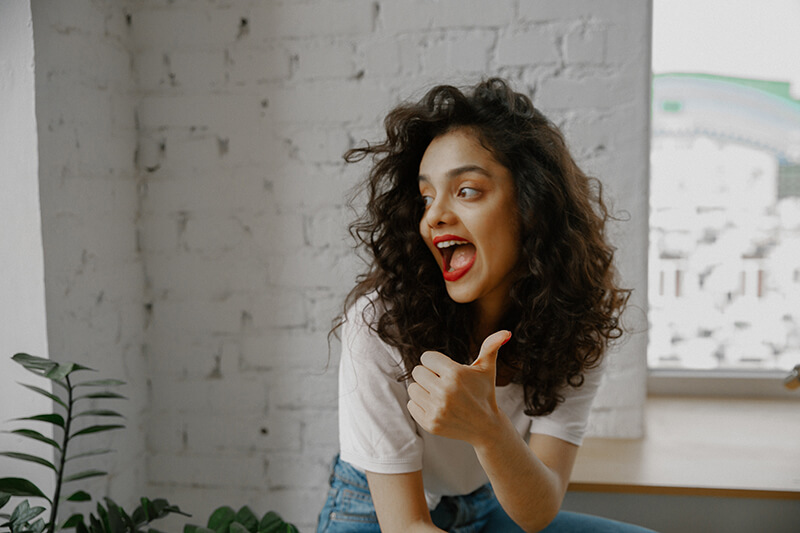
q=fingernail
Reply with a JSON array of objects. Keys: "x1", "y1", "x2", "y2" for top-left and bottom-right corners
[{"x1": 501, "y1": 331, "x2": 512, "y2": 346}]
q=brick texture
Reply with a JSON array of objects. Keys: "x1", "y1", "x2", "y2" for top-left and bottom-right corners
[{"x1": 27, "y1": 1, "x2": 651, "y2": 529}]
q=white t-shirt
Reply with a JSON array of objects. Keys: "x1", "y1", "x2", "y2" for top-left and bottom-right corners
[{"x1": 338, "y1": 296, "x2": 604, "y2": 508}]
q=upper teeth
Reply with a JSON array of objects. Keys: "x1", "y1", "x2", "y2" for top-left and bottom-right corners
[{"x1": 436, "y1": 240, "x2": 468, "y2": 249}]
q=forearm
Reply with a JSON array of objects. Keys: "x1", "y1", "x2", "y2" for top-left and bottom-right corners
[{"x1": 472, "y1": 415, "x2": 566, "y2": 532}]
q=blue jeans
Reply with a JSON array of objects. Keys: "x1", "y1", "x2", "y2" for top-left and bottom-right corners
[{"x1": 316, "y1": 456, "x2": 658, "y2": 532}]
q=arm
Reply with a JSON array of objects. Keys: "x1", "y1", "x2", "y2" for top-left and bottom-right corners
[
  {"x1": 474, "y1": 422, "x2": 578, "y2": 531},
  {"x1": 407, "y1": 331, "x2": 579, "y2": 532},
  {"x1": 366, "y1": 470, "x2": 445, "y2": 533}
]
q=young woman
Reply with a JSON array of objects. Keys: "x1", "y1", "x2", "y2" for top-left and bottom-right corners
[{"x1": 317, "y1": 79, "x2": 653, "y2": 532}]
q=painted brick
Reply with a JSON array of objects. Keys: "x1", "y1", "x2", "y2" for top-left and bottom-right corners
[
  {"x1": 381, "y1": 0, "x2": 515, "y2": 32},
  {"x1": 293, "y1": 41, "x2": 359, "y2": 80},
  {"x1": 536, "y1": 75, "x2": 636, "y2": 109},
  {"x1": 241, "y1": 328, "x2": 332, "y2": 371},
  {"x1": 565, "y1": 27, "x2": 607, "y2": 64},
  {"x1": 150, "y1": 376, "x2": 268, "y2": 415},
  {"x1": 249, "y1": 0, "x2": 375, "y2": 39},
  {"x1": 496, "y1": 29, "x2": 561, "y2": 67},
  {"x1": 225, "y1": 44, "x2": 292, "y2": 85},
  {"x1": 147, "y1": 452, "x2": 267, "y2": 488}
]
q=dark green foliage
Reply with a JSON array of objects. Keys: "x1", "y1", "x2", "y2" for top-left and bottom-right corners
[
  {"x1": 2, "y1": 354, "x2": 294, "y2": 533},
  {"x1": 183, "y1": 507, "x2": 298, "y2": 533}
]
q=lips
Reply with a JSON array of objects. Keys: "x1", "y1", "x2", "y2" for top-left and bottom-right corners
[{"x1": 433, "y1": 234, "x2": 477, "y2": 282}]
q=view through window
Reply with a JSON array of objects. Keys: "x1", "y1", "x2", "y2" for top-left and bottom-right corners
[{"x1": 649, "y1": 0, "x2": 800, "y2": 371}]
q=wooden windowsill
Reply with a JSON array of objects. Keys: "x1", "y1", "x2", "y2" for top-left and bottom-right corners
[{"x1": 569, "y1": 396, "x2": 800, "y2": 500}]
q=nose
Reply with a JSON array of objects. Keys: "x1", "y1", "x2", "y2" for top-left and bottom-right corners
[{"x1": 423, "y1": 195, "x2": 457, "y2": 228}]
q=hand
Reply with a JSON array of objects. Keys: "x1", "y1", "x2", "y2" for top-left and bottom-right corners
[{"x1": 406, "y1": 330, "x2": 512, "y2": 445}]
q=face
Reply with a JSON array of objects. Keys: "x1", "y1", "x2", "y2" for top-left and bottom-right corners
[{"x1": 418, "y1": 128, "x2": 521, "y2": 318}]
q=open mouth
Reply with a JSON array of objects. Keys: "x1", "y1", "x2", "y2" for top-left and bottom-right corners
[{"x1": 434, "y1": 236, "x2": 476, "y2": 282}]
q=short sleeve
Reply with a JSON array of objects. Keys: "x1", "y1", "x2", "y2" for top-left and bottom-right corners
[
  {"x1": 338, "y1": 298, "x2": 424, "y2": 473},
  {"x1": 527, "y1": 358, "x2": 606, "y2": 446}
]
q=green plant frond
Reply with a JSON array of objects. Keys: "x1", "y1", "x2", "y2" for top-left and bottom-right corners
[
  {"x1": 89, "y1": 512, "x2": 103, "y2": 532},
  {"x1": 0, "y1": 452, "x2": 56, "y2": 472},
  {"x1": 0, "y1": 479, "x2": 50, "y2": 502},
  {"x1": 12, "y1": 353, "x2": 58, "y2": 375},
  {"x1": 62, "y1": 470, "x2": 107, "y2": 483},
  {"x1": 74, "y1": 409, "x2": 124, "y2": 419},
  {"x1": 30, "y1": 516, "x2": 47, "y2": 533},
  {"x1": 14, "y1": 413, "x2": 66, "y2": 428},
  {"x1": 45, "y1": 362, "x2": 94, "y2": 382},
  {"x1": 229, "y1": 522, "x2": 249, "y2": 533},
  {"x1": 74, "y1": 392, "x2": 127, "y2": 401},
  {"x1": 62, "y1": 513, "x2": 85, "y2": 528},
  {"x1": 74, "y1": 379, "x2": 126, "y2": 388},
  {"x1": 18, "y1": 383, "x2": 68, "y2": 409},
  {"x1": 65, "y1": 448, "x2": 114, "y2": 462},
  {"x1": 5, "y1": 429, "x2": 61, "y2": 451},
  {"x1": 66, "y1": 490, "x2": 92, "y2": 502},
  {"x1": 0, "y1": 492, "x2": 11, "y2": 509},
  {"x1": 234, "y1": 507, "x2": 258, "y2": 532},
  {"x1": 94, "y1": 501, "x2": 111, "y2": 533},
  {"x1": 70, "y1": 424, "x2": 125, "y2": 439},
  {"x1": 207, "y1": 506, "x2": 236, "y2": 530},
  {"x1": 102, "y1": 498, "x2": 127, "y2": 532},
  {"x1": 9, "y1": 500, "x2": 46, "y2": 526}
]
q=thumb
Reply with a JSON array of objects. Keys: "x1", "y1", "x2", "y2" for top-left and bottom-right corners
[{"x1": 472, "y1": 330, "x2": 512, "y2": 371}]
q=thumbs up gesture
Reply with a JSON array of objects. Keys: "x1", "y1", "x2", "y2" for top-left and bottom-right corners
[{"x1": 407, "y1": 331, "x2": 512, "y2": 445}]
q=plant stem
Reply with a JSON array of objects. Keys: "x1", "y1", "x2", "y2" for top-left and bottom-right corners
[{"x1": 48, "y1": 375, "x2": 72, "y2": 533}]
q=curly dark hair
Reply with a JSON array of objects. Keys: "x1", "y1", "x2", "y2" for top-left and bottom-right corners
[{"x1": 334, "y1": 78, "x2": 630, "y2": 417}]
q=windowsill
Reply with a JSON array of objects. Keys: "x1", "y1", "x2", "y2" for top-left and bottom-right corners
[{"x1": 569, "y1": 395, "x2": 800, "y2": 499}]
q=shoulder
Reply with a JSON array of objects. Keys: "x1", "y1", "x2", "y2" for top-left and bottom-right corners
[{"x1": 341, "y1": 293, "x2": 403, "y2": 369}]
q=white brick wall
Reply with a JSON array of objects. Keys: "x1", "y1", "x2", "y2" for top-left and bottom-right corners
[
  {"x1": 29, "y1": 0, "x2": 147, "y2": 517},
  {"x1": 22, "y1": 1, "x2": 651, "y2": 530}
]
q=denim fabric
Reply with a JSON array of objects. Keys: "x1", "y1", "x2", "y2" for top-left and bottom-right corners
[{"x1": 316, "y1": 456, "x2": 658, "y2": 533}]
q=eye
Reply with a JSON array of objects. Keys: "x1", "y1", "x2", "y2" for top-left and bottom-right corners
[
  {"x1": 457, "y1": 187, "x2": 480, "y2": 199},
  {"x1": 420, "y1": 195, "x2": 434, "y2": 207}
]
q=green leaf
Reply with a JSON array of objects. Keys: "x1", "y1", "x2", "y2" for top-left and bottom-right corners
[
  {"x1": 31, "y1": 516, "x2": 47, "y2": 533},
  {"x1": 74, "y1": 410, "x2": 124, "y2": 419},
  {"x1": 89, "y1": 511, "x2": 103, "y2": 533},
  {"x1": 70, "y1": 425, "x2": 125, "y2": 438},
  {"x1": 0, "y1": 492, "x2": 11, "y2": 510},
  {"x1": 234, "y1": 507, "x2": 258, "y2": 532},
  {"x1": 15, "y1": 413, "x2": 66, "y2": 428},
  {"x1": 11, "y1": 501, "x2": 46, "y2": 525},
  {"x1": 19, "y1": 383, "x2": 68, "y2": 409},
  {"x1": 0, "y1": 452, "x2": 56, "y2": 471},
  {"x1": 66, "y1": 491, "x2": 92, "y2": 502},
  {"x1": 62, "y1": 513, "x2": 86, "y2": 528},
  {"x1": 45, "y1": 362, "x2": 94, "y2": 381},
  {"x1": 7, "y1": 429, "x2": 61, "y2": 451},
  {"x1": 74, "y1": 379, "x2": 125, "y2": 388},
  {"x1": 75, "y1": 392, "x2": 127, "y2": 401},
  {"x1": 102, "y1": 498, "x2": 126, "y2": 533},
  {"x1": 63, "y1": 470, "x2": 107, "y2": 483},
  {"x1": 229, "y1": 523, "x2": 249, "y2": 533},
  {"x1": 257, "y1": 512, "x2": 282, "y2": 532},
  {"x1": 0, "y1": 479, "x2": 50, "y2": 502},
  {"x1": 66, "y1": 448, "x2": 114, "y2": 462},
  {"x1": 207, "y1": 506, "x2": 236, "y2": 530},
  {"x1": 12, "y1": 353, "x2": 58, "y2": 374},
  {"x1": 184, "y1": 528, "x2": 215, "y2": 533}
]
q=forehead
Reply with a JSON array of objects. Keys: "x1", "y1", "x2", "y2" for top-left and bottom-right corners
[{"x1": 418, "y1": 128, "x2": 504, "y2": 177}]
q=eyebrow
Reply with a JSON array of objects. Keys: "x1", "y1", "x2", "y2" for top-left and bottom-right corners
[{"x1": 418, "y1": 164, "x2": 492, "y2": 183}]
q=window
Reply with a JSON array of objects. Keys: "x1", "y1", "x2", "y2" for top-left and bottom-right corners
[{"x1": 649, "y1": 0, "x2": 800, "y2": 384}]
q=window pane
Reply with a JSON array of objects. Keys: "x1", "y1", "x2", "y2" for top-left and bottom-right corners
[{"x1": 649, "y1": 0, "x2": 800, "y2": 371}]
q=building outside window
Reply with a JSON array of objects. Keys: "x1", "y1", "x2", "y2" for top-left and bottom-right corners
[{"x1": 649, "y1": 0, "x2": 800, "y2": 374}]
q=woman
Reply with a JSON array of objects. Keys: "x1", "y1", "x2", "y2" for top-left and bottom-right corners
[{"x1": 317, "y1": 78, "x2": 653, "y2": 532}]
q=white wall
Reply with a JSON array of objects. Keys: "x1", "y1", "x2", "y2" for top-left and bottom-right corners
[
  {"x1": 131, "y1": 1, "x2": 650, "y2": 528},
  {"x1": 0, "y1": 0, "x2": 55, "y2": 502},
  {"x1": 5, "y1": 1, "x2": 651, "y2": 530},
  {"x1": 31, "y1": 0, "x2": 147, "y2": 512}
]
